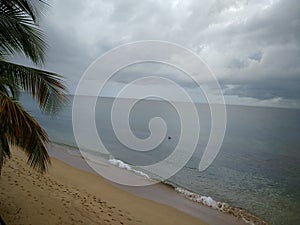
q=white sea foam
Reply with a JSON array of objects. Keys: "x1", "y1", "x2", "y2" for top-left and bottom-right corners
[
  {"x1": 108, "y1": 159, "x2": 150, "y2": 179},
  {"x1": 53, "y1": 142, "x2": 268, "y2": 225},
  {"x1": 175, "y1": 187, "x2": 226, "y2": 210},
  {"x1": 66, "y1": 149, "x2": 82, "y2": 157},
  {"x1": 242, "y1": 217, "x2": 256, "y2": 225},
  {"x1": 174, "y1": 187, "x2": 268, "y2": 225}
]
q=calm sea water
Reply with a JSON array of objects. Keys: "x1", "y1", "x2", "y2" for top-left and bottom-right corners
[{"x1": 21, "y1": 94, "x2": 300, "y2": 225}]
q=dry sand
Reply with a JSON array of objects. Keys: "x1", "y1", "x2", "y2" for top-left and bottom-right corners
[
  {"x1": 0, "y1": 147, "x2": 207, "y2": 225},
  {"x1": 46, "y1": 143, "x2": 248, "y2": 225}
]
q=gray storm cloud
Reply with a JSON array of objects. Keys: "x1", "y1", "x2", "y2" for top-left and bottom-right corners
[{"x1": 10, "y1": 0, "x2": 300, "y2": 108}]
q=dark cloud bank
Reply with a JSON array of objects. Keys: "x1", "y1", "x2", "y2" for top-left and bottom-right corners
[{"x1": 12, "y1": 0, "x2": 300, "y2": 108}]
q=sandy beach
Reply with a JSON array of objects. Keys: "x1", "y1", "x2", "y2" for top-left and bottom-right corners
[
  {"x1": 0, "y1": 145, "x2": 248, "y2": 225},
  {"x1": 0, "y1": 146, "x2": 206, "y2": 225}
]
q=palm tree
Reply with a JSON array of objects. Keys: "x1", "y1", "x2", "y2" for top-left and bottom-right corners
[{"x1": 0, "y1": 0, "x2": 67, "y2": 173}]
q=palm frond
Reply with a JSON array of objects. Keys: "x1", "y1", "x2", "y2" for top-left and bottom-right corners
[
  {"x1": 2, "y1": 0, "x2": 47, "y2": 23},
  {"x1": 0, "y1": 92, "x2": 50, "y2": 173},
  {"x1": 0, "y1": 0, "x2": 67, "y2": 174},
  {"x1": 0, "y1": 0, "x2": 47, "y2": 64},
  {"x1": 0, "y1": 76, "x2": 20, "y2": 98},
  {"x1": 0, "y1": 132, "x2": 10, "y2": 173},
  {"x1": 0, "y1": 60, "x2": 68, "y2": 114}
]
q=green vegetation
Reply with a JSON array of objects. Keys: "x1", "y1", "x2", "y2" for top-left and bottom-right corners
[{"x1": 0, "y1": 0, "x2": 67, "y2": 173}]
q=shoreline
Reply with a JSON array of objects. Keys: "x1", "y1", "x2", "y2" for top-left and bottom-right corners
[
  {"x1": 47, "y1": 143, "x2": 255, "y2": 225},
  {"x1": 0, "y1": 143, "x2": 267, "y2": 225},
  {"x1": 1, "y1": 146, "x2": 206, "y2": 225}
]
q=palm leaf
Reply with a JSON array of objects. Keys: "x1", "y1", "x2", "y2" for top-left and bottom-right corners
[
  {"x1": 0, "y1": 0, "x2": 68, "y2": 173},
  {"x1": 0, "y1": 91, "x2": 50, "y2": 173},
  {"x1": 0, "y1": 76, "x2": 20, "y2": 98},
  {"x1": 0, "y1": 131, "x2": 10, "y2": 173},
  {"x1": 0, "y1": 0, "x2": 47, "y2": 64},
  {"x1": 3, "y1": 0, "x2": 47, "y2": 23},
  {"x1": 0, "y1": 60, "x2": 68, "y2": 114}
]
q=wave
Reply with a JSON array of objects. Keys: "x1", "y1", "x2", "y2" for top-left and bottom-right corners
[
  {"x1": 108, "y1": 159, "x2": 150, "y2": 179},
  {"x1": 50, "y1": 142, "x2": 268, "y2": 225},
  {"x1": 174, "y1": 187, "x2": 269, "y2": 225},
  {"x1": 105, "y1": 158, "x2": 268, "y2": 225}
]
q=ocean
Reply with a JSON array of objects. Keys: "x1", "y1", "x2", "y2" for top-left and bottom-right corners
[{"x1": 20, "y1": 94, "x2": 300, "y2": 225}]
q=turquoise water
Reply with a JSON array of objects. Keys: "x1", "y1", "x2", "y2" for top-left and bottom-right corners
[{"x1": 21, "y1": 94, "x2": 300, "y2": 225}]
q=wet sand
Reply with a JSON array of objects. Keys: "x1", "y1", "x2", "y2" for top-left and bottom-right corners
[
  {"x1": 47, "y1": 143, "x2": 248, "y2": 225},
  {"x1": 0, "y1": 146, "x2": 206, "y2": 225}
]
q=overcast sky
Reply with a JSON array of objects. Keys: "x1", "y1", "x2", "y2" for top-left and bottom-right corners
[{"x1": 13, "y1": 0, "x2": 300, "y2": 108}]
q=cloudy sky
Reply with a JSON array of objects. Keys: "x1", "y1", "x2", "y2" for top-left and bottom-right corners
[{"x1": 13, "y1": 0, "x2": 300, "y2": 108}]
